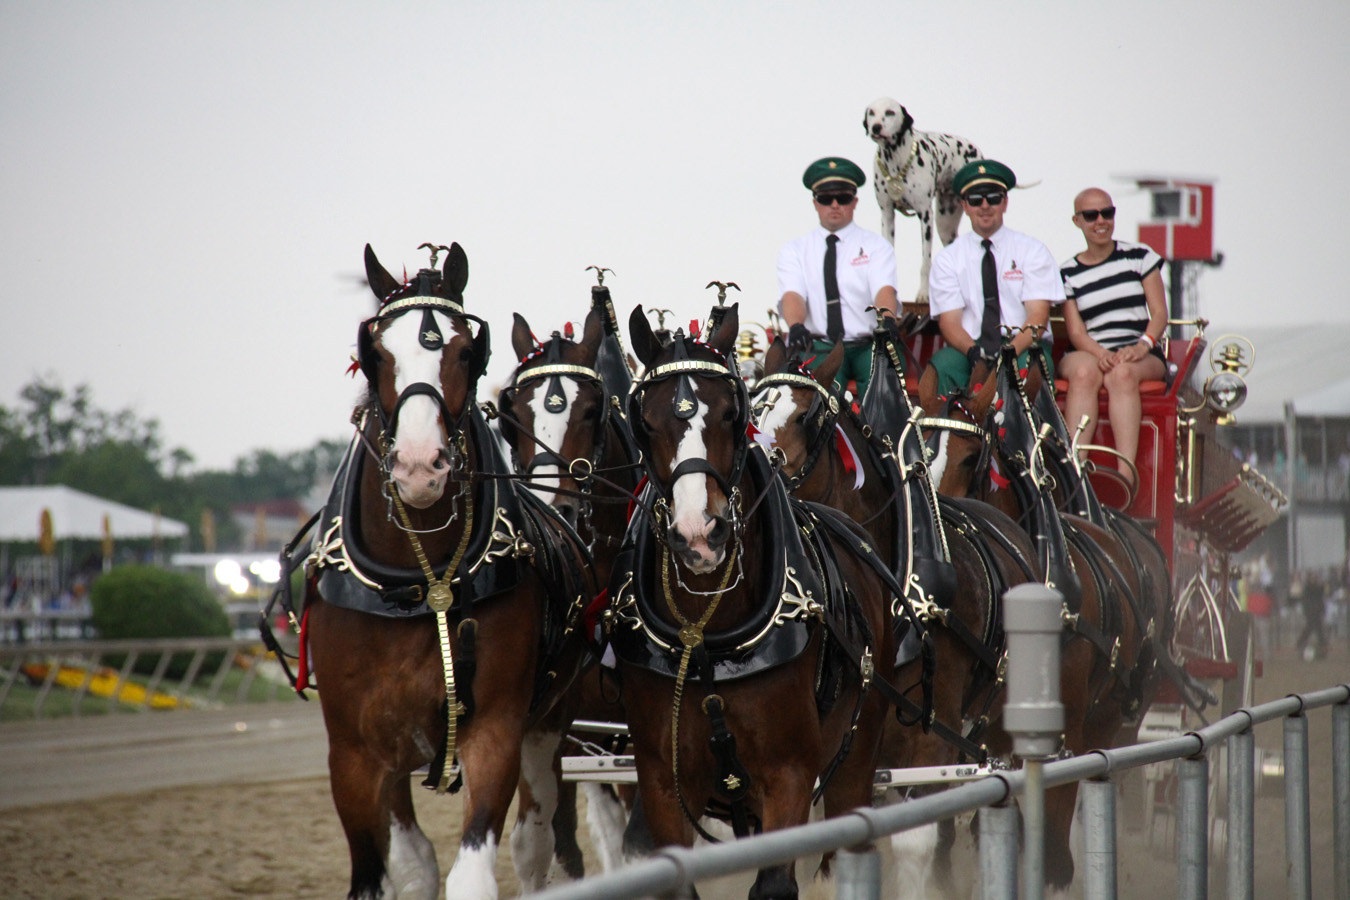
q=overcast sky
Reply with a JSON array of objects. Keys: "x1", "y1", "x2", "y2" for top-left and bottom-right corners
[{"x1": 3, "y1": 1, "x2": 1346, "y2": 470}]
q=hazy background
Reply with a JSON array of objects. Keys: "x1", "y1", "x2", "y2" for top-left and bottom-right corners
[{"x1": 4, "y1": 1, "x2": 1345, "y2": 469}]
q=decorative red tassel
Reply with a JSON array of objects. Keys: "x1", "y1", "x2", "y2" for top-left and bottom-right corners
[
  {"x1": 564, "y1": 322, "x2": 575, "y2": 340},
  {"x1": 295, "y1": 605, "x2": 312, "y2": 693},
  {"x1": 346, "y1": 359, "x2": 360, "y2": 377}
]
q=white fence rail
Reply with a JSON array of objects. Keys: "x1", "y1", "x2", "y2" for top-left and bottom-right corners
[{"x1": 532, "y1": 684, "x2": 1350, "y2": 900}]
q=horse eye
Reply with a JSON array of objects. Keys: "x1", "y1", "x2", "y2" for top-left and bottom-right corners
[
  {"x1": 582, "y1": 407, "x2": 598, "y2": 420},
  {"x1": 722, "y1": 408, "x2": 735, "y2": 423},
  {"x1": 459, "y1": 346, "x2": 474, "y2": 362}
]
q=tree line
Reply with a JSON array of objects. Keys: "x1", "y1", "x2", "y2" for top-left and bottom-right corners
[{"x1": 0, "y1": 375, "x2": 344, "y2": 551}]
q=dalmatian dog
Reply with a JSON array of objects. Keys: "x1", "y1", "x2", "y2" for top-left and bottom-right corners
[{"x1": 863, "y1": 97, "x2": 982, "y2": 303}]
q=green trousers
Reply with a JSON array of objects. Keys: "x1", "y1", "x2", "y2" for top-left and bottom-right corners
[{"x1": 928, "y1": 340, "x2": 1054, "y2": 398}]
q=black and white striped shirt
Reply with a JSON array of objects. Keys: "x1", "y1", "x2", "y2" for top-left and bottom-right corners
[{"x1": 1059, "y1": 241, "x2": 1163, "y2": 350}]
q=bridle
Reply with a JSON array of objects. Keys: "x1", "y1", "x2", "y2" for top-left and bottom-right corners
[
  {"x1": 628, "y1": 331, "x2": 752, "y2": 540},
  {"x1": 918, "y1": 392, "x2": 994, "y2": 498},
  {"x1": 354, "y1": 273, "x2": 490, "y2": 522},
  {"x1": 751, "y1": 367, "x2": 841, "y2": 491}
]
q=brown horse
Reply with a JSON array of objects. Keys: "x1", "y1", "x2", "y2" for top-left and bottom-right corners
[
  {"x1": 919, "y1": 348, "x2": 1156, "y2": 893},
  {"x1": 753, "y1": 331, "x2": 1037, "y2": 899},
  {"x1": 301, "y1": 243, "x2": 593, "y2": 900},
  {"x1": 496, "y1": 303, "x2": 643, "y2": 875},
  {"x1": 609, "y1": 303, "x2": 896, "y2": 900}
]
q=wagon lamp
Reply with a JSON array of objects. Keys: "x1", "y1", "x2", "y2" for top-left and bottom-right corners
[{"x1": 1202, "y1": 335, "x2": 1255, "y2": 424}]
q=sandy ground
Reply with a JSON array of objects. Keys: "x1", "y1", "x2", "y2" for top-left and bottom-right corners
[{"x1": 1, "y1": 643, "x2": 1345, "y2": 900}]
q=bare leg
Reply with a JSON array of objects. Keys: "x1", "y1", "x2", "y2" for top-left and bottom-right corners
[
  {"x1": 1060, "y1": 351, "x2": 1104, "y2": 459},
  {"x1": 1103, "y1": 355, "x2": 1166, "y2": 481}
]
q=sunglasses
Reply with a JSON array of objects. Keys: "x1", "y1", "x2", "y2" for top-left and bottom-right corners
[
  {"x1": 1077, "y1": 206, "x2": 1117, "y2": 223},
  {"x1": 814, "y1": 192, "x2": 856, "y2": 206},
  {"x1": 964, "y1": 191, "x2": 1006, "y2": 207}
]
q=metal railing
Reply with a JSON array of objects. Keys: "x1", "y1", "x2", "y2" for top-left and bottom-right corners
[
  {"x1": 530, "y1": 683, "x2": 1350, "y2": 900},
  {"x1": 0, "y1": 637, "x2": 294, "y2": 718}
]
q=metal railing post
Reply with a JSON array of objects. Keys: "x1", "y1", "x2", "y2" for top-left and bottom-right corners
[
  {"x1": 834, "y1": 846, "x2": 880, "y2": 900},
  {"x1": 979, "y1": 801, "x2": 1019, "y2": 900},
  {"x1": 1285, "y1": 713, "x2": 1312, "y2": 900},
  {"x1": 1177, "y1": 754, "x2": 1208, "y2": 900},
  {"x1": 1227, "y1": 727, "x2": 1255, "y2": 900},
  {"x1": 1081, "y1": 777, "x2": 1116, "y2": 900},
  {"x1": 1002, "y1": 584, "x2": 1065, "y2": 900},
  {"x1": 1335, "y1": 700, "x2": 1349, "y2": 900}
]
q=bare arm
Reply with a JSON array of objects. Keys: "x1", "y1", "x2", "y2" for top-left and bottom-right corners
[
  {"x1": 1117, "y1": 269, "x2": 1168, "y2": 363},
  {"x1": 938, "y1": 310, "x2": 975, "y2": 354},
  {"x1": 1011, "y1": 300, "x2": 1050, "y2": 355},
  {"x1": 780, "y1": 291, "x2": 807, "y2": 327}
]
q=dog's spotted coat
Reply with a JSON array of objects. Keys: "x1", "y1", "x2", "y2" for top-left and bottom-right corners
[{"x1": 864, "y1": 97, "x2": 982, "y2": 303}]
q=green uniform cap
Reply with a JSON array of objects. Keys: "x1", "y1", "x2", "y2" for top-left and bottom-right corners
[
  {"x1": 802, "y1": 157, "x2": 866, "y2": 192},
  {"x1": 953, "y1": 159, "x2": 1017, "y2": 195}
]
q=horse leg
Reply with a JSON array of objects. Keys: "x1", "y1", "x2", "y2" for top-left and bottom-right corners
[
  {"x1": 510, "y1": 728, "x2": 567, "y2": 890},
  {"x1": 327, "y1": 740, "x2": 438, "y2": 900},
  {"x1": 444, "y1": 724, "x2": 526, "y2": 900},
  {"x1": 551, "y1": 780, "x2": 586, "y2": 880},
  {"x1": 583, "y1": 783, "x2": 632, "y2": 872}
]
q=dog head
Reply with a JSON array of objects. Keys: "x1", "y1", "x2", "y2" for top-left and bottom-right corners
[{"x1": 863, "y1": 98, "x2": 914, "y2": 145}]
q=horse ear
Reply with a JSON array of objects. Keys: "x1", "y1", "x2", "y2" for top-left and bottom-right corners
[
  {"x1": 917, "y1": 365, "x2": 941, "y2": 414},
  {"x1": 511, "y1": 313, "x2": 537, "y2": 361},
  {"x1": 629, "y1": 305, "x2": 658, "y2": 367},
  {"x1": 763, "y1": 337, "x2": 788, "y2": 375},
  {"x1": 580, "y1": 306, "x2": 604, "y2": 357},
  {"x1": 708, "y1": 303, "x2": 739, "y2": 356},
  {"x1": 813, "y1": 342, "x2": 845, "y2": 389},
  {"x1": 443, "y1": 243, "x2": 469, "y2": 298},
  {"x1": 364, "y1": 244, "x2": 402, "y2": 302}
]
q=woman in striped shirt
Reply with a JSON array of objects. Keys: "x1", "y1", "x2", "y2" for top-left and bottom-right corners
[{"x1": 1058, "y1": 187, "x2": 1167, "y2": 485}]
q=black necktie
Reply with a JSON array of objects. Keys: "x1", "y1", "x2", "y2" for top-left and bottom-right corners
[
  {"x1": 824, "y1": 234, "x2": 842, "y2": 342},
  {"x1": 978, "y1": 238, "x2": 1000, "y2": 356}
]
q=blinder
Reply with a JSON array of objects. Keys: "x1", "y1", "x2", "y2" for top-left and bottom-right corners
[
  {"x1": 751, "y1": 368, "x2": 840, "y2": 486},
  {"x1": 497, "y1": 333, "x2": 608, "y2": 477},
  {"x1": 629, "y1": 329, "x2": 751, "y2": 502}
]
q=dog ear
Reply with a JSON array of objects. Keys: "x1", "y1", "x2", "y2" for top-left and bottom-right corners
[
  {"x1": 511, "y1": 313, "x2": 537, "y2": 361},
  {"x1": 364, "y1": 244, "x2": 402, "y2": 303},
  {"x1": 629, "y1": 305, "x2": 658, "y2": 367},
  {"x1": 900, "y1": 106, "x2": 914, "y2": 138}
]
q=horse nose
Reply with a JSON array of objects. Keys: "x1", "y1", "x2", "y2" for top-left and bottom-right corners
[
  {"x1": 706, "y1": 515, "x2": 730, "y2": 551},
  {"x1": 665, "y1": 524, "x2": 690, "y2": 552},
  {"x1": 556, "y1": 501, "x2": 579, "y2": 528}
]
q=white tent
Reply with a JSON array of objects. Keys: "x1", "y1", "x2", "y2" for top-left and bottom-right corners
[{"x1": 0, "y1": 485, "x2": 189, "y2": 543}]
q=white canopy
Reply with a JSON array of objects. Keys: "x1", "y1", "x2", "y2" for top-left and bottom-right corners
[{"x1": 0, "y1": 485, "x2": 189, "y2": 543}]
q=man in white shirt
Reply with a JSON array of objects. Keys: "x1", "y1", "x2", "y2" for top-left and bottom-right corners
[
  {"x1": 778, "y1": 156, "x2": 898, "y2": 400},
  {"x1": 926, "y1": 159, "x2": 1064, "y2": 397}
]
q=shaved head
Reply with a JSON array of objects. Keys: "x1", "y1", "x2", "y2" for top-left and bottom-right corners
[{"x1": 1074, "y1": 187, "x2": 1112, "y2": 212}]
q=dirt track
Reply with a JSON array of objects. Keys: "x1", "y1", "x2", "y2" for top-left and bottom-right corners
[{"x1": 1, "y1": 644, "x2": 1345, "y2": 900}]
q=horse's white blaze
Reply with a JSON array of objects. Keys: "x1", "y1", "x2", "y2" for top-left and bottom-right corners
[
  {"x1": 523, "y1": 380, "x2": 580, "y2": 506},
  {"x1": 384, "y1": 819, "x2": 439, "y2": 900},
  {"x1": 444, "y1": 832, "x2": 498, "y2": 900},
  {"x1": 382, "y1": 312, "x2": 456, "y2": 508},
  {"x1": 753, "y1": 389, "x2": 794, "y2": 451},
  {"x1": 669, "y1": 399, "x2": 721, "y2": 570},
  {"x1": 510, "y1": 730, "x2": 563, "y2": 890},
  {"x1": 887, "y1": 822, "x2": 937, "y2": 900},
  {"x1": 927, "y1": 431, "x2": 951, "y2": 491}
]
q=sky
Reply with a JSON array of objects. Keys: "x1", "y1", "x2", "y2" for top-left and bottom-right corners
[{"x1": 3, "y1": 1, "x2": 1348, "y2": 471}]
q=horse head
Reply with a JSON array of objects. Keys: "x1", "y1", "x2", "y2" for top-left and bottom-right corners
[
  {"x1": 751, "y1": 339, "x2": 845, "y2": 488},
  {"x1": 628, "y1": 302, "x2": 745, "y2": 574},
  {"x1": 357, "y1": 242, "x2": 489, "y2": 508},
  {"x1": 919, "y1": 358, "x2": 999, "y2": 499},
  {"x1": 498, "y1": 308, "x2": 607, "y2": 525}
]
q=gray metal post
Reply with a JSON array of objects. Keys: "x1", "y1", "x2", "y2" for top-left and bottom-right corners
[
  {"x1": 1227, "y1": 728, "x2": 1255, "y2": 900},
  {"x1": 979, "y1": 802, "x2": 1019, "y2": 900},
  {"x1": 834, "y1": 846, "x2": 880, "y2": 900},
  {"x1": 1081, "y1": 777, "x2": 1116, "y2": 900},
  {"x1": 1003, "y1": 583, "x2": 1065, "y2": 900},
  {"x1": 1177, "y1": 755, "x2": 1209, "y2": 900},
  {"x1": 1285, "y1": 713, "x2": 1312, "y2": 900},
  {"x1": 1335, "y1": 702, "x2": 1349, "y2": 900}
]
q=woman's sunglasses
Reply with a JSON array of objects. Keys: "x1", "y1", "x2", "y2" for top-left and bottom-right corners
[
  {"x1": 814, "y1": 192, "x2": 856, "y2": 206},
  {"x1": 1078, "y1": 206, "x2": 1117, "y2": 223},
  {"x1": 964, "y1": 191, "x2": 1006, "y2": 207}
]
